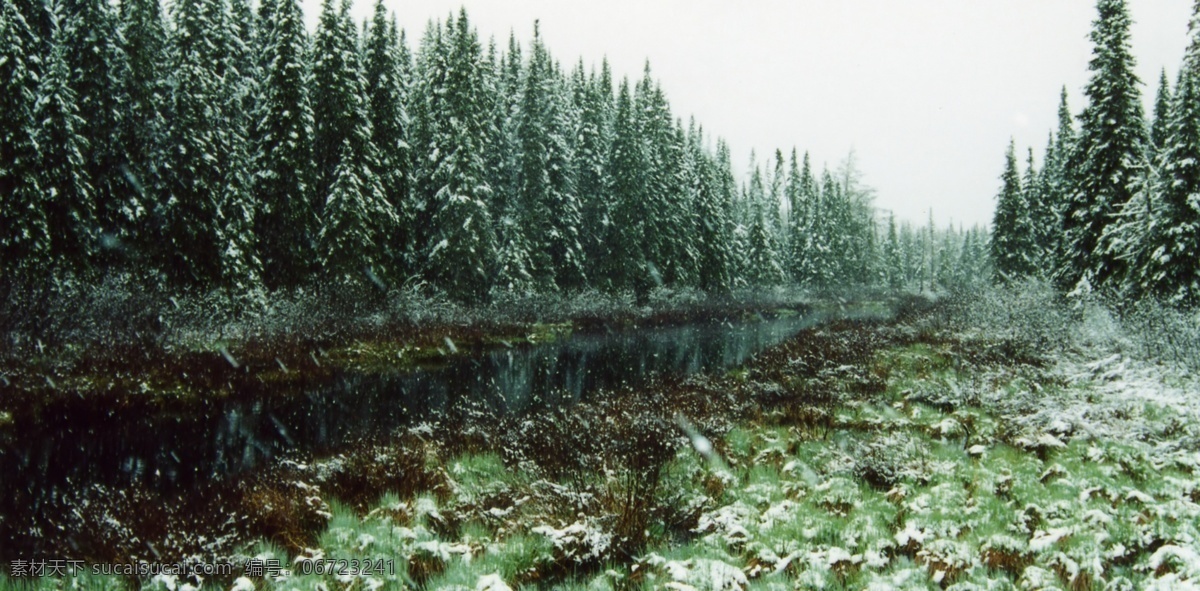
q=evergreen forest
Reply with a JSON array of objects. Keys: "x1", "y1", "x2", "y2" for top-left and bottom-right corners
[
  {"x1": 990, "y1": 0, "x2": 1200, "y2": 307},
  {"x1": 1, "y1": 0, "x2": 988, "y2": 314}
]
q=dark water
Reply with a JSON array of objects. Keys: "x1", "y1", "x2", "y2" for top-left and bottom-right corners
[{"x1": 0, "y1": 311, "x2": 840, "y2": 501}]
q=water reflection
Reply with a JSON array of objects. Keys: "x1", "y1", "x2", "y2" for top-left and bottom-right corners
[{"x1": 2, "y1": 313, "x2": 824, "y2": 498}]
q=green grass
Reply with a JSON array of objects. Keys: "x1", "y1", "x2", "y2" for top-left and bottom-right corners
[{"x1": 12, "y1": 332, "x2": 1200, "y2": 591}]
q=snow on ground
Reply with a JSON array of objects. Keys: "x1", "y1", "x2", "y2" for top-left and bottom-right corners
[{"x1": 987, "y1": 326, "x2": 1200, "y2": 463}]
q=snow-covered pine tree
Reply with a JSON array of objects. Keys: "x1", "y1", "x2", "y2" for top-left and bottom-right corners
[
  {"x1": 791, "y1": 152, "x2": 820, "y2": 286},
  {"x1": 884, "y1": 213, "x2": 903, "y2": 289},
  {"x1": 0, "y1": 0, "x2": 50, "y2": 281},
  {"x1": 606, "y1": 78, "x2": 652, "y2": 297},
  {"x1": 253, "y1": 0, "x2": 315, "y2": 289},
  {"x1": 517, "y1": 23, "x2": 585, "y2": 290},
  {"x1": 572, "y1": 60, "x2": 613, "y2": 290},
  {"x1": 161, "y1": 0, "x2": 230, "y2": 287},
  {"x1": 1149, "y1": 69, "x2": 1173, "y2": 160},
  {"x1": 364, "y1": 1, "x2": 413, "y2": 279},
  {"x1": 12, "y1": 0, "x2": 47, "y2": 52},
  {"x1": 768, "y1": 149, "x2": 787, "y2": 257},
  {"x1": 407, "y1": 19, "x2": 438, "y2": 257},
  {"x1": 411, "y1": 10, "x2": 498, "y2": 301},
  {"x1": 689, "y1": 123, "x2": 734, "y2": 293},
  {"x1": 1021, "y1": 147, "x2": 1051, "y2": 272},
  {"x1": 1059, "y1": 0, "x2": 1147, "y2": 291},
  {"x1": 312, "y1": 0, "x2": 392, "y2": 284},
  {"x1": 488, "y1": 35, "x2": 535, "y2": 294},
  {"x1": 663, "y1": 118, "x2": 700, "y2": 287},
  {"x1": 62, "y1": 0, "x2": 131, "y2": 266},
  {"x1": 1030, "y1": 133, "x2": 1060, "y2": 271},
  {"x1": 991, "y1": 140, "x2": 1034, "y2": 281},
  {"x1": 634, "y1": 66, "x2": 689, "y2": 288},
  {"x1": 744, "y1": 155, "x2": 785, "y2": 287},
  {"x1": 831, "y1": 167, "x2": 859, "y2": 286},
  {"x1": 161, "y1": 0, "x2": 259, "y2": 289},
  {"x1": 118, "y1": 0, "x2": 169, "y2": 267},
  {"x1": 312, "y1": 0, "x2": 370, "y2": 214},
  {"x1": 836, "y1": 151, "x2": 877, "y2": 286},
  {"x1": 37, "y1": 0, "x2": 95, "y2": 274},
  {"x1": 784, "y1": 148, "x2": 804, "y2": 282},
  {"x1": 806, "y1": 168, "x2": 840, "y2": 288},
  {"x1": 963, "y1": 225, "x2": 993, "y2": 287},
  {"x1": 899, "y1": 221, "x2": 923, "y2": 289},
  {"x1": 1040, "y1": 87, "x2": 1076, "y2": 278},
  {"x1": 318, "y1": 137, "x2": 391, "y2": 283},
  {"x1": 215, "y1": 0, "x2": 263, "y2": 293},
  {"x1": 255, "y1": 0, "x2": 275, "y2": 52},
  {"x1": 716, "y1": 140, "x2": 748, "y2": 289},
  {"x1": 1123, "y1": 72, "x2": 1200, "y2": 304}
]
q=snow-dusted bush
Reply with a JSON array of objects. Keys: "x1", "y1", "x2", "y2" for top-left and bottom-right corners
[
  {"x1": 1122, "y1": 299, "x2": 1200, "y2": 372},
  {"x1": 944, "y1": 278, "x2": 1074, "y2": 360},
  {"x1": 1, "y1": 272, "x2": 173, "y2": 350}
]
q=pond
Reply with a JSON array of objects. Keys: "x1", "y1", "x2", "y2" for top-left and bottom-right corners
[{"x1": 0, "y1": 306, "x2": 878, "y2": 510}]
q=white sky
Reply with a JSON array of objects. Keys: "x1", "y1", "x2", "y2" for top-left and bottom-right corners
[{"x1": 304, "y1": 0, "x2": 1194, "y2": 228}]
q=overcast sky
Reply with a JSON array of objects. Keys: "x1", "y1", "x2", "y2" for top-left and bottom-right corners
[{"x1": 304, "y1": 0, "x2": 1194, "y2": 228}]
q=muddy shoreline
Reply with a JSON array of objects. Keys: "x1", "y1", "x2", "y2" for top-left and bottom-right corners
[
  {"x1": 0, "y1": 294, "x2": 833, "y2": 413},
  {"x1": 0, "y1": 297, "x2": 929, "y2": 573}
]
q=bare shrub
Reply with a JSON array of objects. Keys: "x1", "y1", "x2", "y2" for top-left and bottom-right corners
[
  {"x1": 939, "y1": 279, "x2": 1074, "y2": 361},
  {"x1": 1121, "y1": 300, "x2": 1200, "y2": 373}
]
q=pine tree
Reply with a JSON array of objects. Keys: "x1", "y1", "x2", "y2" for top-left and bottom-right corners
[
  {"x1": 0, "y1": 0, "x2": 50, "y2": 281},
  {"x1": 784, "y1": 148, "x2": 804, "y2": 281},
  {"x1": 318, "y1": 137, "x2": 391, "y2": 282},
  {"x1": 312, "y1": 0, "x2": 392, "y2": 283},
  {"x1": 161, "y1": 0, "x2": 228, "y2": 287},
  {"x1": 717, "y1": 140, "x2": 748, "y2": 289},
  {"x1": 311, "y1": 0, "x2": 357, "y2": 208},
  {"x1": 162, "y1": 0, "x2": 259, "y2": 289},
  {"x1": 253, "y1": 0, "x2": 315, "y2": 289},
  {"x1": 767, "y1": 149, "x2": 787, "y2": 275},
  {"x1": 1031, "y1": 133, "x2": 1060, "y2": 270},
  {"x1": 364, "y1": 1, "x2": 413, "y2": 278},
  {"x1": 37, "y1": 0, "x2": 95, "y2": 274},
  {"x1": 991, "y1": 140, "x2": 1034, "y2": 280},
  {"x1": 689, "y1": 124, "x2": 734, "y2": 293},
  {"x1": 634, "y1": 66, "x2": 689, "y2": 288},
  {"x1": 574, "y1": 60, "x2": 614, "y2": 289},
  {"x1": 899, "y1": 222, "x2": 922, "y2": 289},
  {"x1": 1041, "y1": 87, "x2": 1076, "y2": 276},
  {"x1": 217, "y1": 0, "x2": 262, "y2": 292},
  {"x1": 792, "y1": 152, "x2": 820, "y2": 285},
  {"x1": 118, "y1": 0, "x2": 169, "y2": 266},
  {"x1": 63, "y1": 0, "x2": 132, "y2": 264},
  {"x1": 884, "y1": 213, "x2": 903, "y2": 288},
  {"x1": 1123, "y1": 73, "x2": 1200, "y2": 304},
  {"x1": 488, "y1": 35, "x2": 535, "y2": 294},
  {"x1": 1021, "y1": 146, "x2": 1055, "y2": 271},
  {"x1": 606, "y1": 78, "x2": 652, "y2": 296},
  {"x1": 744, "y1": 155, "x2": 784, "y2": 287},
  {"x1": 12, "y1": 0, "x2": 47, "y2": 51},
  {"x1": 517, "y1": 24, "x2": 584, "y2": 290},
  {"x1": 662, "y1": 119, "x2": 700, "y2": 286},
  {"x1": 1149, "y1": 69, "x2": 1173, "y2": 159},
  {"x1": 411, "y1": 11, "x2": 497, "y2": 301},
  {"x1": 1060, "y1": 0, "x2": 1147, "y2": 291},
  {"x1": 835, "y1": 151, "x2": 876, "y2": 285}
]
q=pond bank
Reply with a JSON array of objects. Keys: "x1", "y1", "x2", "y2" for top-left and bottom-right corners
[{"x1": 0, "y1": 293, "x2": 912, "y2": 569}]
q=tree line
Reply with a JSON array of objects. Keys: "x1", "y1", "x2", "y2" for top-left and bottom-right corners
[
  {"x1": 992, "y1": 0, "x2": 1200, "y2": 307},
  {"x1": 1, "y1": 0, "x2": 987, "y2": 305}
]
